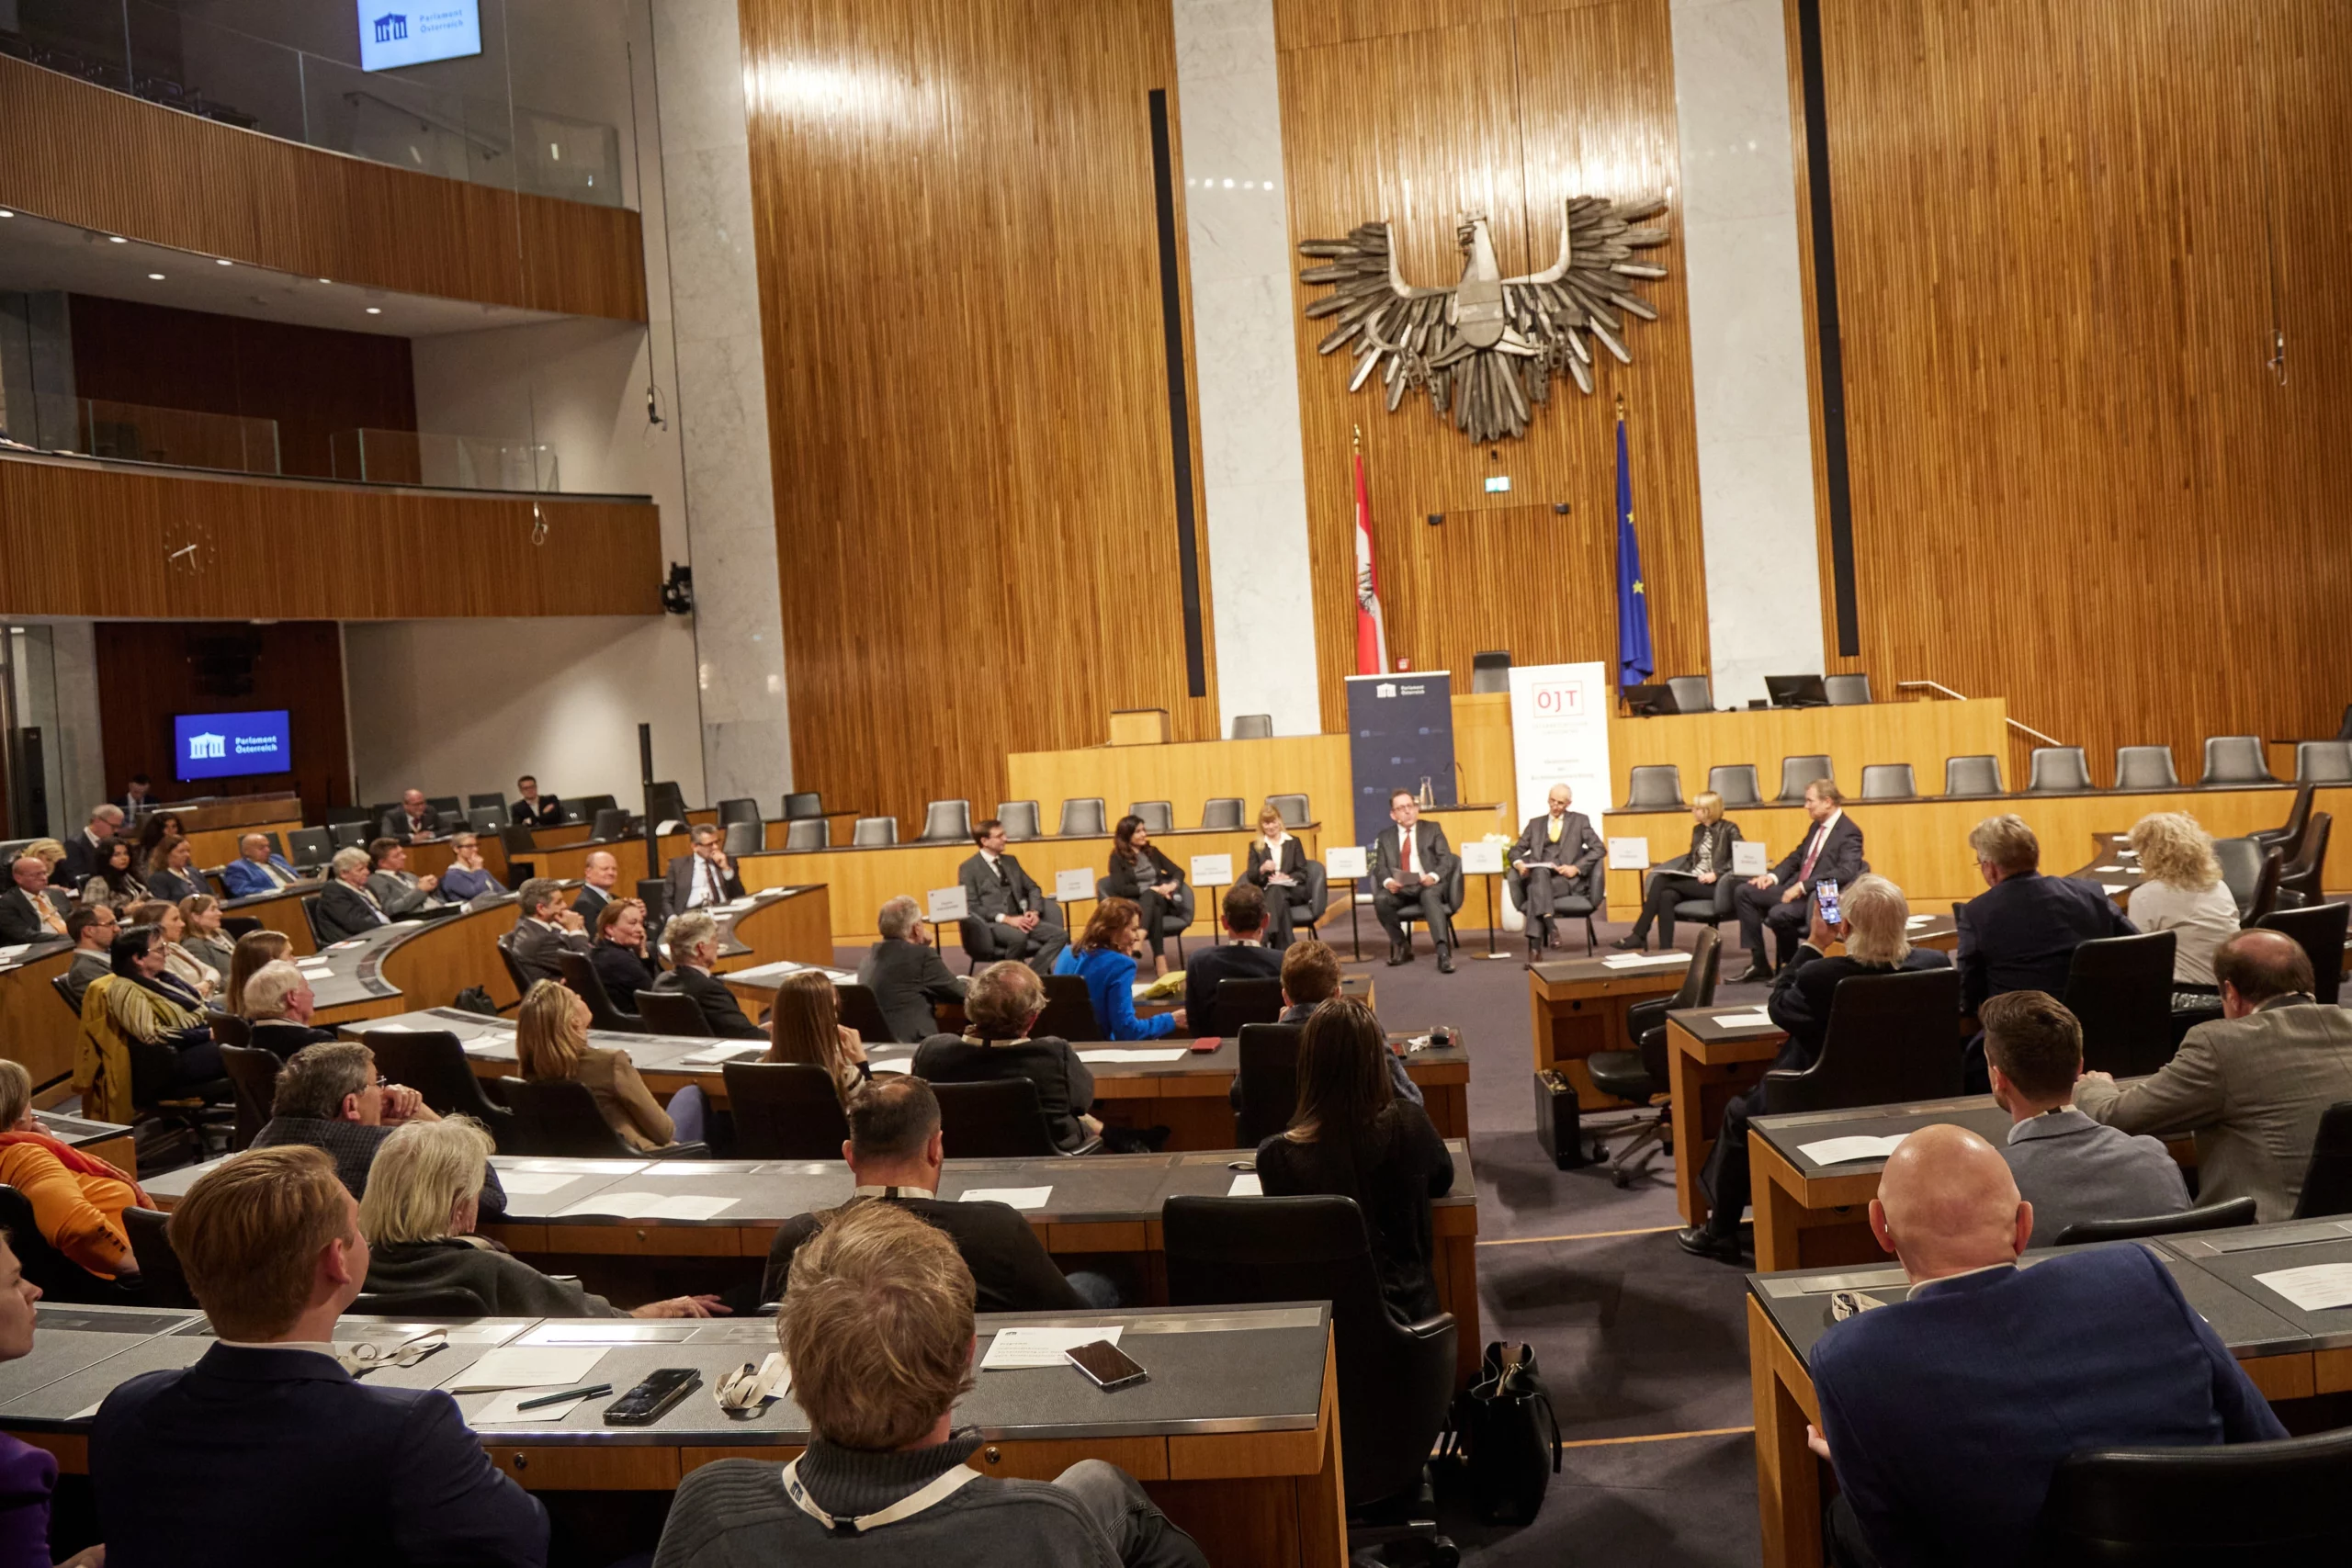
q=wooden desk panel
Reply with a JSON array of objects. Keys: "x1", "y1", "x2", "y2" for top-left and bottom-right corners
[
  {"x1": 1667, "y1": 1012, "x2": 1784, "y2": 1228},
  {"x1": 0, "y1": 947, "x2": 79, "y2": 1092},
  {"x1": 529, "y1": 832, "x2": 692, "y2": 887},
  {"x1": 1527, "y1": 956, "x2": 1691, "y2": 1104},
  {"x1": 710, "y1": 886, "x2": 833, "y2": 972},
  {"x1": 1606, "y1": 698, "x2": 2010, "y2": 814},
  {"x1": 185, "y1": 818, "x2": 304, "y2": 874},
  {"x1": 1007, "y1": 736, "x2": 1352, "y2": 846}
]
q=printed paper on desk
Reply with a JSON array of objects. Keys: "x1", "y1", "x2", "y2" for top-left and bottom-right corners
[
  {"x1": 447, "y1": 1348, "x2": 604, "y2": 1393},
  {"x1": 1459, "y1": 840, "x2": 1504, "y2": 875},
  {"x1": 2253, "y1": 1262, "x2": 2352, "y2": 1314},
  {"x1": 1732, "y1": 841, "x2": 1770, "y2": 876},
  {"x1": 1325, "y1": 846, "x2": 1369, "y2": 879},
  {"x1": 2101, "y1": 884, "x2": 2127, "y2": 896},
  {"x1": 1600, "y1": 952, "x2": 1688, "y2": 970},
  {"x1": 1056, "y1": 868, "x2": 1094, "y2": 903},
  {"x1": 1797, "y1": 1134, "x2": 1910, "y2": 1167},
  {"x1": 469, "y1": 1389, "x2": 594, "y2": 1427},
  {"x1": 1606, "y1": 837, "x2": 1649, "y2": 870},
  {"x1": 981, "y1": 1325, "x2": 1122, "y2": 1370},
  {"x1": 1713, "y1": 1010, "x2": 1775, "y2": 1028},
  {"x1": 493, "y1": 1171, "x2": 582, "y2": 1196},
  {"x1": 1227, "y1": 1173, "x2": 1262, "y2": 1197},
  {"x1": 1190, "y1": 854, "x2": 1233, "y2": 887},
  {"x1": 961, "y1": 1186, "x2": 1052, "y2": 1210},
  {"x1": 925, "y1": 886, "x2": 968, "y2": 923}
]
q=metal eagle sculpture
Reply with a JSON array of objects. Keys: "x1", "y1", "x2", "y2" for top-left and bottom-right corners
[{"x1": 1298, "y1": 198, "x2": 1669, "y2": 443}]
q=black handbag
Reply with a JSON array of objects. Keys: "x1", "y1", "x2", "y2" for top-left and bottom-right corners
[
  {"x1": 1442, "y1": 1340, "x2": 1561, "y2": 1524},
  {"x1": 451, "y1": 986, "x2": 502, "y2": 1016}
]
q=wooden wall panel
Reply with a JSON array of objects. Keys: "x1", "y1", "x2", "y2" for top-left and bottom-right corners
[
  {"x1": 1274, "y1": 0, "x2": 1708, "y2": 730},
  {"x1": 0, "y1": 57, "x2": 647, "y2": 322},
  {"x1": 0, "y1": 453, "x2": 662, "y2": 619},
  {"x1": 739, "y1": 0, "x2": 1217, "y2": 833},
  {"x1": 1786, "y1": 0, "x2": 2352, "y2": 786}
]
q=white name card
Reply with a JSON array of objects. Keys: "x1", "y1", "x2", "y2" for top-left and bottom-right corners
[
  {"x1": 1190, "y1": 853, "x2": 1234, "y2": 887},
  {"x1": 1326, "y1": 846, "x2": 1369, "y2": 879},
  {"x1": 1459, "y1": 840, "x2": 1504, "y2": 875},
  {"x1": 1606, "y1": 837, "x2": 1650, "y2": 870},
  {"x1": 925, "y1": 886, "x2": 968, "y2": 922},
  {"x1": 1732, "y1": 840, "x2": 1770, "y2": 875},
  {"x1": 1054, "y1": 868, "x2": 1094, "y2": 903}
]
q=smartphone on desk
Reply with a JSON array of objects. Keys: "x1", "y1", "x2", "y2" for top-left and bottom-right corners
[
  {"x1": 1066, "y1": 1340, "x2": 1149, "y2": 1392},
  {"x1": 1815, "y1": 879, "x2": 1841, "y2": 927}
]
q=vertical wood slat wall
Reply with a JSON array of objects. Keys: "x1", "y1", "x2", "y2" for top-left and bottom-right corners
[
  {"x1": 1272, "y1": 0, "x2": 1710, "y2": 731},
  {"x1": 736, "y1": 0, "x2": 1217, "y2": 835},
  {"x1": 1785, "y1": 0, "x2": 2352, "y2": 785}
]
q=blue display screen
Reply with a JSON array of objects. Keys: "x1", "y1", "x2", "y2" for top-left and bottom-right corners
[
  {"x1": 174, "y1": 711, "x2": 293, "y2": 783},
  {"x1": 357, "y1": 3, "x2": 483, "y2": 73}
]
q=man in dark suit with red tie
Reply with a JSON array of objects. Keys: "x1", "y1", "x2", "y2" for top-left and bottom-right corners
[
  {"x1": 1372, "y1": 790, "x2": 1459, "y2": 974},
  {"x1": 1732, "y1": 779, "x2": 1864, "y2": 981}
]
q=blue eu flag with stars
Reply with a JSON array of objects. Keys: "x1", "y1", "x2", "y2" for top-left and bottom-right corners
[{"x1": 1614, "y1": 408, "x2": 1653, "y2": 688}]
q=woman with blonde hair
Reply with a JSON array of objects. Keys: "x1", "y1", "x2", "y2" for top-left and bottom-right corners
[
  {"x1": 177, "y1": 894, "x2": 236, "y2": 978},
  {"x1": 515, "y1": 979, "x2": 702, "y2": 1148},
  {"x1": 1619, "y1": 790, "x2": 1745, "y2": 953},
  {"x1": 0, "y1": 1057, "x2": 152, "y2": 1281},
  {"x1": 2126, "y1": 812, "x2": 2239, "y2": 988},
  {"x1": 358, "y1": 1117, "x2": 718, "y2": 1318},
  {"x1": 762, "y1": 970, "x2": 867, "y2": 1100},
  {"x1": 223, "y1": 929, "x2": 292, "y2": 1015}
]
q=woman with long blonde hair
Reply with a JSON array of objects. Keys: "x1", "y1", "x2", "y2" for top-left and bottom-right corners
[
  {"x1": 2125, "y1": 812, "x2": 2239, "y2": 988},
  {"x1": 762, "y1": 970, "x2": 867, "y2": 1100},
  {"x1": 223, "y1": 930, "x2": 292, "y2": 1016},
  {"x1": 515, "y1": 979, "x2": 696, "y2": 1149}
]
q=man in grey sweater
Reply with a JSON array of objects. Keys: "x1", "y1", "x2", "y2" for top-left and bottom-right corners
[
  {"x1": 652, "y1": 1201, "x2": 1204, "y2": 1568},
  {"x1": 1984, "y1": 990, "x2": 2188, "y2": 1238}
]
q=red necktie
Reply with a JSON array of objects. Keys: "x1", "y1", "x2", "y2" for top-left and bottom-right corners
[{"x1": 1798, "y1": 824, "x2": 1827, "y2": 881}]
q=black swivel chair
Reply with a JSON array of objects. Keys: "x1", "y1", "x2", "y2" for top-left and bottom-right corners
[
  {"x1": 2275, "y1": 812, "x2": 2331, "y2": 908},
  {"x1": 286, "y1": 827, "x2": 333, "y2": 869},
  {"x1": 1377, "y1": 865, "x2": 1464, "y2": 958},
  {"x1": 833, "y1": 982, "x2": 900, "y2": 1044},
  {"x1": 716, "y1": 797, "x2": 762, "y2": 828},
  {"x1": 1035, "y1": 974, "x2": 1102, "y2": 1042},
  {"x1": 590, "y1": 807, "x2": 632, "y2": 840},
  {"x1": 1761, "y1": 967, "x2": 1964, "y2": 1113},
  {"x1": 558, "y1": 950, "x2": 639, "y2": 1030},
  {"x1": 2256, "y1": 902, "x2": 2348, "y2": 1006},
  {"x1": 350, "y1": 1287, "x2": 490, "y2": 1319},
  {"x1": 0, "y1": 1186, "x2": 127, "y2": 1303},
  {"x1": 483, "y1": 1077, "x2": 707, "y2": 1158},
  {"x1": 1232, "y1": 1021, "x2": 1303, "y2": 1147},
  {"x1": 2062, "y1": 931, "x2": 2178, "y2": 1078},
  {"x1": 2028, "y1": 1427, "x2": 2352, "y2": 1565},
  {"x1": 2244, "y1": 848, "x2": 2285, "y2": 928},
  {"x1": 2290, "y1": 1101, "x2": 2352, "y2": 1220},
  {"x1": 466, "y1": 806, "x2": 506, "y2": 834},
  {"x1": 931, "y1": 1079, "x2": 1094, "y2": 1156},
  {"x1": 219, "y1": 1043, "x2": 281, "y2": 1152},
  {"x1": 362, "y1": 1030, "x2": 516, "y2": 1134},
  {"x1": 2252, "y1": 784, "x2": 2315, "y2": 862},
  {"x1": 1587, "y1": 928, "x2": 1721, "y2": 1186},
  {"x1": 300, "y1": 895, "x2": 332, "y2": 949},
  {"x1": 2050, "y1": 1196, "x2": 2256, "y2": 1247},
  {"x1": 635, "y1": 989, "x2": 715, "y2": 1038},
  {"x1": 122, "y1": 1207, "x2": 195, "y2": 1308},
  {"x1": 1163, "y1": 1196, "x2": 1458, "y2": 1562},
  {"x1": 493, "y1": 939, "x2": 534, "y2": 1008},
  {"x1": 722, "y1": 1062, "x2": 852, "y2": 1159},
  {"x1": 1518, "y1": 864, "x2": 1602, "y2": 955},
  {"x1": 1202, "y1": 976, "x2": 1283, "y2": 1039},
  {"x1": 781, "y1": 792, "x2": 824, "y2": 820}
]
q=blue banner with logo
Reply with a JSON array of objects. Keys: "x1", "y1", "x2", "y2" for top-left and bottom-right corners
[
  {"x1": 1346, "y1": 673, "x2": 1455, "y2": 851},
  {"x1": 175, "y1": 710, "x2": 292, "y2": 783}
]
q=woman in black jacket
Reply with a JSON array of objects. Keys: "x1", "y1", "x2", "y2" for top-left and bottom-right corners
[
  {"x1": 1618, "y1": 791, "x2": 1743, "y2": 953},
  {"x1": 589, "y1": 897, "x2": 658, "y2": 1009},
  {"x1": 1244, "y1": 804, "x2": 1313, "y2": 948},
  {"x1": 1102, "y1": 815, "x2": 1187, "y2": 977}
]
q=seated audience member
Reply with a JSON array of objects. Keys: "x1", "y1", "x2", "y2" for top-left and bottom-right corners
[
  {"x1": 508, "y1": 877, "x2": 590, "y2": 986},
  {"x1": 222, "y1": 929, "x2": 293, "y2": 1016},
  {"x1": 657, "y1": 1200, "x2": 1204, "y2": 1568},
  {"x1": 62, "y1": 907, "x2": 119, "y2": 1008},
  {"x1": 1510, "y1": 783, "x2": 1605, "y2": 957},
  {"x1": 366, "y1": 838, "x2": 443, "y2": 919},
  {"x1": 313, "y1": 848, "x2": 391, "y2": 942},
  {"x1": 93, "y1": 923, "x2": 221, "y2": 1090},
  {"x1": 131, "y1": 810, "x2": 184, "y2": 864},
  {"x1": 572, "y1": 850, "x2": 622, "y2": 923},
  {"x1": 238, "y1": 960, "x2": 338, "y2": 1060},
  {"x1": 858, "y1": 894, "x2": 967, "y2": 1043},
  {"x1": 129, "y1": 897, "x2": 217, "y2": 998},
  {"x1": 915, "y1": 960, "x2": 1102, "y2": 1151},
  {"x1": 590, "y1": 897, "x2": 657, "y2": 1009},
  {"x1": 92, "y1": 1145, "x2": 548, "y2": 1568},
  {"x1": 0, "y1": 1231, "x2": 97, "y2": 1568},
  {"x1": 141, "y1": 832, "x2": 205, "y2": 904},
  {"x1": 176, "y1": 894, "x2": 237, "y2": 977},
  {"x1": 650, "y1": 910, "x2": 767, "y2": 1039},
  {"x1": 956, "y1": 818, "x2": 1067, "y2": 968},
  {"x1": 0, "y1": 853, "x2": 71, "y2": 943},
  {"x1": 2124, "y1": 811, "x2": 2240, "y2": 994},
  {"x1": 0, "y1": 1057, "x2": 150, "y2": 1282},
  {"x1": 1053, "y1": 897, "x2": 1186, "y2": 1041},
  {"x1": 514, "y1": 773, "x2": 562, "y2": 828},
  {"x1": 667, "y1": 824, "x2": 745, "y2": 912},
  {"x1": 59, "y1": 806, "x2": 125, "y2": 888},
  {"x1": 1732, "y1": 780, "x2": 1861, "y2": 981},
  {"x1": 1956, "y1": 812, "x2": 2136, "y2": 1089},
  {"x1": 77, "y1": 839, "x2": 148, "y2": 914},
  {"x1": 1683, "y1": 875, "x2": 1949, "y2": 1262},
  {"x1": 360, "y1": 1119, "x2": 719, "y2": 1319},
  {"x1": 116, "y1": 773, "x2": 153, "y2": 819},
  {"x1": 1807, "y1": 1125, "x2": 2283, "y2": 1568},
  {"x1": 1622, "y1": 791, "x2": 1740, "y2": 953},
  {"x1": 379, "y1": 789, "x2": 443, "y2": 843},
  {"x1": 1244, "y1": 804, "x2": 1314, "y2": 948},
  {"x1": 250, "y1": 1042, "x2": 504, "y2": 1217},
  {"x1": 1983, "y1": 990, "x2": 2188, "y2": 1237},
  {"x1": 1103, "y1": 815, "x2": 1188, "y2": 977},
  {"x1": 764, "y1": 970, "x2": 869, "y2": 1100},
  {"x1": 435, "y1": 831, "x2": 506, "y2": 902},
  {"x1": 218, "y1": 832, "x2": 300, "y2": 897},
  {"x1": 2076, "y1": 929, "x2": 2352, "y2": 1222},
  {"x1": 1372, "y1": 790, "x2": 1460, "y2": 974},
  {"x1": 761, "y1": 1076, "x2": 1108, "y2": 1311},
  {"x1": 1182, "y1": 884, "x2": 1283, "y2": 1036},
  {"x1": 21, "y1": 841, "x2": 66, "y2": 886},
  {"x1": 516, "y1": 979, "x2": 704, "y2": 1149},
  {"x1": 1256, "y1": 997, "x2": 1453, "y2": 1323},
  {"x1": 1234, "y1": 938, "x2": 1420, "y2": 1111}
]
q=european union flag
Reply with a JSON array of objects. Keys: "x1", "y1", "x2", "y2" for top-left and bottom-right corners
[{"x1": 1614, "y1": 408, "x2": 1653, "y2": 687}]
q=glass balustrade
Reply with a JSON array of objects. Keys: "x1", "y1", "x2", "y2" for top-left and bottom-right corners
[
  {"x1": 329, "y1": 429, "x2": 560, "y2": 494},
  {"x1": 79, "y1": 399, "x2": 280, "y2": 475}
]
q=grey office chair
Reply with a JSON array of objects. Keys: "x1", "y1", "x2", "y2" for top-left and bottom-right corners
[
  {"x1": 721, "y1": 820, "x2": 762, "y2": 859},
  {"x1": 716, "y1": 797, "x2": 762, "y2": 827},
  {"x1": 1129, "y1": 801, "x2": 1173, "y2": 834},
  {"x1": 2295, "y1": 741, "x2": 2352, "y2": 784},
  {"x1": 1267, "y1": 794, "x2": 1311, "y2": 828},
  {"x1": 1230, "y1": 714, "x2": 1273, "y2": 739},
  {"x1": 1058, "y1": 798, "x2": 1107, "y2": 838},
  {"x1": 2113, "y1": 746, "x2": 2179, "y2": 790},
  {"x1": 1776, "y1": 755, "x2": 1833, "y2": 804},
  {"x1": 465, "y1": 806, "x2": 506, "y2": 833},
  {"x1": 1944, "y1": 754, "x2": 2003, "y2": 796},
  {"x1": 1823, "y1": 673, "x2": 1872, "y2": 705},
  {"x1": 1859, "y1": 763, "x2": 1915, "y2": 800},
  {"x1": 784, "y1": 818, "x2": 829, "y2": 851},
  {"x1": 2199, "y1": 736, "x2": 2274, "y2": 787},
  {"x1": 1200, "y1": 797, "x2": 1244, "y2": 830},
  {"x1": 994, "y1": 801, "x2": 1041, "y2": 840},
  {"x1": 646, "y1": 781, "x2": 691, "y2": 828},
  {"x1": 590, "y1": 807, "x2": 631, "y2": 840},
  {"x1": 1470, "y1": 650, "x2": 1510, "y2": 694},
  {"x1": 425, "y1": 795, "x2": 462, "y2": 819},
  {"x1": 286, "y1": 827, "x2": 333, "y2": 869},
  {"x1": 1625, "y1": 765, "x2": 1684, "y2": 809},
  {"x1": 917, "y1": 800, "x2": 971, "y2": 843},
  {"x1": 327, "y1": 820, "x2": 368, "y2": 851},
  {"x1": 1709, "y1": 764, "x2": 1762, "y2": 808},
  {"x1": 1665, "y1": 675, "x2": 1713, "y2": 714},
  {"x1": 852, "y1": 817, "x2": 898, "y2": 847},
  {"x1": 2213, "y1": 837, "x2": 2265, "y2": 917},
  {"x1": 781, "y1": 791, "x2": 823, "y2": 819},
  {"x1": 2027, "y1": 747, "x2": 2093, "y2": 794},
  {"x1": 467, "y1": 792, "x2": 506, "y2": 815}
]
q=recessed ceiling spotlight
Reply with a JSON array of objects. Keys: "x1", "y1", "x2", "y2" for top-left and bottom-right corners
[
  {"x1": 107, "y1": 235, "x2": 128, "y2": 243},
  {"x1": 0, "y1": 210, "x2": 15, "y2": 219},
  {"x1": 148, "y1": 273, "x2": 165, "y2": 281},
  {"x1": 216, "y1": 258, "x2": 232, "y2": 266},
  {"x1": 318, "y1": 277, "x2": 331, "y2": 284},
  {"x1": 365, "y1": 307, "x2": 381, "y2": 315}
]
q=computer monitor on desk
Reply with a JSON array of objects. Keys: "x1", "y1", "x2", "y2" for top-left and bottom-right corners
[
  {"x1": 1765, "y1": 674, "x2": 1828, "y2": 708},
  {"x1": 1622, "y1": 683, "x2": 1679, "y2": 716}
]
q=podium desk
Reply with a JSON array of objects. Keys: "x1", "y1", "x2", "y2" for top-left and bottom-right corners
[{"x1": 1527, "y1": 953, "x2": 1692, "y2": 1105}]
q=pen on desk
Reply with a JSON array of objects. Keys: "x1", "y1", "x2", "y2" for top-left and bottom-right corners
[{"x1": 515, "y1": 1382, "x2": 611, "y2": 1411}]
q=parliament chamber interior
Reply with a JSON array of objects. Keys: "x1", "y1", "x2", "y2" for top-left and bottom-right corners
[{"x1": 0, "y1": 0, "x2": 2347, "y2": 1564}]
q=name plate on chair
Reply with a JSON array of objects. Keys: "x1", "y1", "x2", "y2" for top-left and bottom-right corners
[
  {"x1": 1054, "y1": 868, "x2": 1093, "y2": 903},
  {"x1": 1459, "y1": 840, "x2": 1504, "y2": 875},
  {"x1": 1732, "y1": 841, "x2": 1770, "y2": 876},
  {"x1": 1325, "y1": 846, "x2": 1368, "y2": 879},
  {"x1": 1606, "y1": 837, "x2": 1650, "y2": 870},
  {"x1": 1190, "y1": 854, "x2": 1233, "y2": 887},
  {"x1": 925, "y1": 886, "x2": 969, "y2": 922}
]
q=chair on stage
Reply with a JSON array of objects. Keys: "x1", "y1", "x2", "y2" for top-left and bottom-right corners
[
  {"x1": 1469, "y1": 650, "x2": 1510, "y2": 694},
  {"x1": 2113, "y1": 745, "x2": 2179, "y2": 790},
  {"x1": 917, "y1": 800, "x2": 971, "y2": 843},
  {"x1": 2026, "y1": 748, "x2": 2093, "y2": 794},
  {"x1": 1231, "y1": 714, "x2": 1273, "y2": 739},
  {"x1": 1058, "y1": 798, "x2": 1108, "y2": 838},
  {"x1": 1823, "y1": 673, "x2": 1872, "y2": 705},
  {"x1": 721, "y1": 820, "x2": 762, "y2": 859},
  {"x1": 995, "y1": 801, "x2": 1041, "y2": 840},
  {"x1": 1944, "y1": 754, "x2": 2004, "y2": 797},
  {"x1": 1776, "y1": 755, "x2": 1834, "y2": 804},
  {"x1": 1625, "y1": 765, "x2": 1684, "y2": 809},
  {"x1": 852, "y1": 817, "x2": 899, "y2": 847},
  {"x1": 1709, "y1": 765, "x2": 1762, "y2": 809},
  {"x1": 784, "y1": 818, "x2": 829, "y2": 850},
  {"x1": 1200, "y1": 797, "x2": 1244, "y2": 829},
  {"x1": 1859, "y1": 764, "x2": 1916, "y2": 800},
  {"x1": 723, "y1": 1062, "x2": 852, "y2": 1159},
  {"x1": 1761, "y1": 968, "x2": 1963, "y2": 1113},
  {"x1": 717, "y1": 797, "x2": 762, "y2": 828},
  {"x1": 1666, "y1": 675, "x2": 1713, "y2": 713},
  {"x1": 1514, "y1": 864, "x2": 1601, "y2": 955},
  {"x1": 2062, "y1": 931, "x2": 2178, "y2": 1078},
  {"x1": 2296, "y1": 741, "x2": 2352, "y2": 784},
  {"x1": 2199, "y1": 736, "x2": 2274, "y2": 787},
  {"x1": 781, "y1": 792, "x2": 824, "y2": 819},
  {"x1": 1128, "y1": 801, "x2": 1174, "y2": 834},
  {"x1": 1098, "y1": 874, "x2": 1193, "y2": 965},
  {"x1": 1266, "y1": 794, "x2": 1311, "y2": 829},
  {"x1": 590, "y1": 807, "x2": 631, "y2": 840}
]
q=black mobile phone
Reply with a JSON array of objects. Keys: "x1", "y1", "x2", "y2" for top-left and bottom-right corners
[
  {"x1": 602, "y1": 1368, "x2": 702, "y2": 1427},
  {"x1": 1065, "y1": 1340, "x2": 1148, "y2": 1392}
]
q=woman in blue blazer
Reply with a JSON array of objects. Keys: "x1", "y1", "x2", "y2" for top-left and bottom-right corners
[{"x1": 1051, "y1": 897, "x2": 1187, "y2": 1040}]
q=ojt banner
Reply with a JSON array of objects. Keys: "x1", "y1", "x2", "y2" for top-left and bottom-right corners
[{"x1": 1506, "y1": 661, "x2": 1613, "y2": 826}]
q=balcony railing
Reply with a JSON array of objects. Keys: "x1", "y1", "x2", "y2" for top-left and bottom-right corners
[
  {"x1": 329, "y1": 429, "x2": 560, "y2": 494},
  {"x1": 79, "y1": 399, "x2": 279, "y2": 475}
]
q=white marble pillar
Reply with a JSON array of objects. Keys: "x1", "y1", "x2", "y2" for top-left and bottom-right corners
[
  {"x1": 650, "y1": 0, "x2": 794, "y2": 798},
  {"x1": 1172, "y1": 0, "x2": 1322, "y2": 737},
  {"x1": 1670, "y1": 0, "x2": 1824, "y2": 709}
]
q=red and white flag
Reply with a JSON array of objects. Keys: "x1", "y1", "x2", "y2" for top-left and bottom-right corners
[{"x1": 1352, "y1": 449, "x2": 1388, "y2": 675}]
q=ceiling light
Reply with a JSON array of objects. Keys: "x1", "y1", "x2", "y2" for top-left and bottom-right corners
[
  {"x1": 216, "y1": 258, "x2": 232, "y2": 266},
  {"x1": 0, "y1": 210, "x2": 14, "y2": 219},
  {"x1": 107, "y1": 235, "x2": 128, "y2": 243},
  {"x1": 148, "y1": 273, "x2": 165, "y2": 280},
  {"x1": 318, "y1": 277, "x2": 331, "y2": 284},
  {"x1": 366, "y1": 307, "x2": 381, "y2": 315}
]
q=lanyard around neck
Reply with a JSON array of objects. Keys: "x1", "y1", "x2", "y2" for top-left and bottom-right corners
[{"x1": 781, "y1": 1456, "x2": 981, "y2": 1536}]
